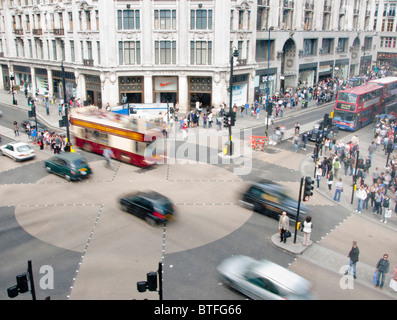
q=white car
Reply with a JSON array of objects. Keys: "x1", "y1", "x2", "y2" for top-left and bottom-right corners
[
  {"x1": 0, "y1": 141, "x2": 36, "y2": 162},
  {"x1": 217, "y1": 255, "x2": 315, "y2": 300}
]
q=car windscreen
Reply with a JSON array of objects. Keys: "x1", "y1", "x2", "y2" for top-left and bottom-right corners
[{"x1": 16, "y1": 145, "x2": 32, "y2": 152}]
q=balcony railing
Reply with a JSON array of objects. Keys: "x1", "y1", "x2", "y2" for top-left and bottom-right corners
[
  {"x1": 84, "y1": 59, "x2": 94, "y2": 66},
  {"x1": 33, "y1": 29, "x2": 42, "y2": 35},
  {"x1": 257, "y1": 0, "x2": 270, "y2": 6},
  {"x1": 14, "y1": 29, "x2": 23, "y2": 35},
  {"x1": 305, "y1": 3, "x2": 314, "y2": 11},
  {"x1": 283, "y1": 1, "x2": 294, "y2": 9},
  {"x1": 53, "y1": 29, "x2": 65, "y2": 36}
]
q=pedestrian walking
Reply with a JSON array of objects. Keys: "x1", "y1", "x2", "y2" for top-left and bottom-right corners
[
  {"x1": 375, "y1": 254, "x2": 390, "y2": 289},
  {"x1": 54, "y1": 135, "x2": 62, "y2": 154},
  {"x1": 381, "y1": 194, "x2": 391, "y2": 223},
  {"x1": 333, "y1": 178, "x2": 343, "y2": 202},
  {"x1": 13, "y1": 121, "x2": 19, "y2": 136},
  {"x1": 355, "y1": 185, "x2": 367, "y2": 213},
  {"x1": 26, "y1": 122, "x2": 31, "y2": 140},
  {"x1": 30, "y1": 128, "x2": 37, "y2": 143},
  {"x1": 301, "y1": 216, "x2": 313, "y2": 246},
  {"x1": 316, "y1": 165, "x2": 322, "y2": 189},
  {"x1": 292, "y1": 134, "x2": 299, "y2": 152},
  {"x1": 373, "y1": 190, "x2": 382, "y2": 215},
  {"x1": 278, "y1": 211, "x2": 289, "y2": 244},
  {"x1": 334, "y1": 157, "x2": 340, "y2": 179},
  {"x1": 345, "y1": 241, "x2": 360, "y2": 279},
  {"x1": 363, "y1": 185, "x2": 370, "y2": 210},
  {"x1": 326, "y1": 170, "x2": 334, "y2": 194},
  {"x1": 103, "y1": 147, "x2": 114, "y2": 168},
  {"x1": 182, "y1": 120, "x2": 188, "y2": 139}
]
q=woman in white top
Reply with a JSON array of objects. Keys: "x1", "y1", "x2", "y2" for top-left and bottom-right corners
[{"x1": 302, "y1": 216, "x2": 313, "y2": 246}]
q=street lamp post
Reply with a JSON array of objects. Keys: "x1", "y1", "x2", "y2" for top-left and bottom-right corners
[
  {"x1": 228, "y1": 49, "x2": 239, "y2": 156},
  {"x1": 61, "y1": 61, "x2": 72, "y2": 152},
  {"x1": 265, "y1": 26, "x2": 274, "y2": 137}
]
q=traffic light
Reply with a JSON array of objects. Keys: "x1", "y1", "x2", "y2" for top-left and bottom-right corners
[
  {"x1": 59, "y1": 115, "x2": 69, "y2": 128},
  {"x1": 266, "y1": 102, "x2": 273, "y2": 115},
  {"x1": 230, "y1": 111, "x2": 236, "y2": 126},
  {"x1": 147, "y1": 272, "x2": 158, "y2": 291},
  {"x1": 16, "y1": 273, "x2": 29, "y2": 293},
  {"x1": 303, "y1": 176, "x2": 314, "y2": 202},
  {"x1": 7, "y1": 285, "x2": 19, "y2": 298},
  {"x1": 223, "y1": 112, "x2": 230, "y2": 128},
  {"x1": 28, "y1": 105, "x2": 36, "y2": 118},
  {"x1": 323, "y1": 113, "x2": 332, "y2": 127},
  {"x1": 136, "y1": 272, "x2": 158, "y2": 293}
]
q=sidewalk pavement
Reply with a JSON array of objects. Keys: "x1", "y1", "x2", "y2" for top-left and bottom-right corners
[{"x1": 269, "y1": 121, "x2": 397, "y2": 299}]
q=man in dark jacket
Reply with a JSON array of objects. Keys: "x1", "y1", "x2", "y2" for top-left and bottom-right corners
[
  {"x1": 345, "y1": 241, "x2": 360, "y2": 279},
  {"x1": 375, "y1": 254, "x2": 390, "y2": 289}
]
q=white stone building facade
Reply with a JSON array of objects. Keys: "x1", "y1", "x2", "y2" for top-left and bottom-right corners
[{"x1": 0, "y1": 0, "x2": 394, "y2": 112}]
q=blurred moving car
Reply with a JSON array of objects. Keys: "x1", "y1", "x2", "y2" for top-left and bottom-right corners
[
  {"x1": 44, "y1": 153, "x2": 92, "y2": 181},
  {"x1": 240, "y1": 180, "x2": 307, "y2": 223},
  {"x1": 0, "y1": 141, "x2": 35, "y2": 161},
  {"x1": 217, "y1": 255, "x2": 314, "y2": 300},
  {"x1": 307, "y1": 120, "x2": 339, "y2": 142},
  {"x1": 119, "y1": 191, "x2": 174, "y2": 226}
]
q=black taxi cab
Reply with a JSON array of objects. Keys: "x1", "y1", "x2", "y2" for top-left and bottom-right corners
[{"x1": 240, "y1": 180, "x2": 307, "y2": 223}]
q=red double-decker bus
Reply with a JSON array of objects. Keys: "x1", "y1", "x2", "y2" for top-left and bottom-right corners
[
  {"x1": 369, "y1": 77, "x2": 397, "y2": 115},
  {"x1": 333, "y1": 84, "x2": 384, "y2": 131},
  {"x1": 70, "y1": 107, "x2": 164, "y2": 167}
]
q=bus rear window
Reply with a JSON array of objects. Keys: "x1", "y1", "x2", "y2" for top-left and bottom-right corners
[{"x1": 337, "y1": 92, "x2": 357, "y2": 103}]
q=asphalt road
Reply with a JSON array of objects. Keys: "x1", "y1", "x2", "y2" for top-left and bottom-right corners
[{"x1": 0, "y1": 102, "x2": 393, "y2": 301}]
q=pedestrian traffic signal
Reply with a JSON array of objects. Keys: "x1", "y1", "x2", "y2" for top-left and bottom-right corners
[
  {"x1": 303, "y1": 176, "x2": 314, "y2": 201},
  {"x1": 230, "y1": 111, "x2": 236, "y2": 126},
  {"x1": 223, "y1": 112, "x2": 230, "y2": 128}
]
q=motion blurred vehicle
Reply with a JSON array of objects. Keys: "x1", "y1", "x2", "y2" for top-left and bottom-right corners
[
  {"x1": 21, "y1": 120, "x2": 48, "y2": 133},
  {"x1": 307, "y1": 120, "x2": 339, "y2": 142},
  {"x1": 0, "y1": 141, "x2": 35, "y2": 161},
  {"x1": 119, "y1": 191, "x2": 174, "y2": 226},
  {"x1": 44, "y1": 153, "x2": 92, "y2": 181},
  {"x1": 240, "y1": 180, "x2": 307, "y2": 223},
  {"x1": 217, "y1": 255, "x2": 314, "y2": 300}
]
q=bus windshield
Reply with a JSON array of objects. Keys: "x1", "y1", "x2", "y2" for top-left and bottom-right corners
[
  {"x1": 337, "y1": 92, "x2": 358, "y2": 103},
  {"x1": 333, "y1": 110, "x2": 357, "y2": 122}
]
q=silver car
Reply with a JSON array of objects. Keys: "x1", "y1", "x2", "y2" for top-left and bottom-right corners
[
  {"x1": 0, "y1": 141, "x2": 36, "y2": 162},
  {"x1": 217, "y1": 255, "x2": 314, "y2": 300}
]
